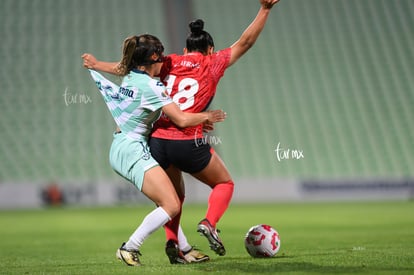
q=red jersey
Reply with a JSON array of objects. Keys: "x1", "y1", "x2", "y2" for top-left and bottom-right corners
[{"x1": 151, "y1": 48, "x2": 231, "y2": 140}]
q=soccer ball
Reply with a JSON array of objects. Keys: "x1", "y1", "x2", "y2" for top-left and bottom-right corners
[{"x1": 244, "y1": 224, "x2": 281, "y2": 258}]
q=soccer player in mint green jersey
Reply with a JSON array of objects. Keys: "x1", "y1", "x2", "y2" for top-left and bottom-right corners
[{"x1": 85, "y1": 34, "x2": 226, "y2": 266}]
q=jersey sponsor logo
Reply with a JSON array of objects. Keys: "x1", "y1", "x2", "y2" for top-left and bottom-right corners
[{"x1": 119, "y1": 86, "x2": 134, "y2": 98}]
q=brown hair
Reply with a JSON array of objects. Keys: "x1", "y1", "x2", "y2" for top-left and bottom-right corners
[{"x1": 117, "y1": 34, "x2": 164, "y2": 76}]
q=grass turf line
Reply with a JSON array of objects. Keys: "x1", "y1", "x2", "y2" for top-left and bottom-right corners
[{"x1": 0, "y1": 200, "x2": 413, "y2": 274}]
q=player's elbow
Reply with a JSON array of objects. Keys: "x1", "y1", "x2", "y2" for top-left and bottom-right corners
[
  {"x1": 242, "y1": 38, "x2": 255, "y2": 49},
  {"x1": 239, "y1": 35, "x2": 256, "y2": 50}
]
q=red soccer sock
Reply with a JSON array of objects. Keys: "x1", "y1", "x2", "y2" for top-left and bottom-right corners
[
  {"x1": 164, "y1": 197, "x2": 184, "y2": 243},
  {"x1": 205, "y1": 180, "x2": 234, "y2": 227}
]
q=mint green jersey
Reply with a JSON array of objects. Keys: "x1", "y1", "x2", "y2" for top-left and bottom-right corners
[{"x1": 90, "y1": 69, "x2": 172, "y2": 140}]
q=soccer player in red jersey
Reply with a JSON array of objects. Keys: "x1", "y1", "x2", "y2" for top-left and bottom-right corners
[{"x1": 83, "y1": 0, "x2": 281, "y2": 259}]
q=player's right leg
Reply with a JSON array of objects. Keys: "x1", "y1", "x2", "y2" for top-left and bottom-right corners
[{"x1": 154, "y1": 138, "x2": 234, "y2": 256}]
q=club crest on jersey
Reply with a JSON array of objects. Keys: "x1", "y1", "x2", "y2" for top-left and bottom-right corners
[{"x1": 155, "y1": 81, "x2": 169, "y2": 98}]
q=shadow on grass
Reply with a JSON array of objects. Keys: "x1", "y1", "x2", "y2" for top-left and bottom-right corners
[{"x1": 190, "y1": 256, "x2": 414, "y2": 274}]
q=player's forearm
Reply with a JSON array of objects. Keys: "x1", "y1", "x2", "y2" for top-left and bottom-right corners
[
  {"x1": 93, "y1": 61, "x2": 120, "y2": 75},
  {"x1": 229, "y1": 7, "x2": 271, "y2": 66},
  {"x1": 162, "y1": 103, "x2": 225, "y2": 128},
  {"x1": 175, "y1": 112, "x2": 209, "y2": 128},
  {"x1": 165, "y1": 106, "x2": 209, "y2": 128},
  {"x1": 239, "y1": 8, "x2": 270, "y2": 50}
]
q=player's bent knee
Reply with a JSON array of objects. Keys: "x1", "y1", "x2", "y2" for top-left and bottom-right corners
[
  {"x1": 162, "y1": 199, "x2": 181, "y2": 218},
  {"x1": 221, "y1": 180, "x2": 234, "y2": 188}
]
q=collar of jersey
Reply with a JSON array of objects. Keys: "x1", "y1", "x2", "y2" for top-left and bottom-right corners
[
  {"x1": 132, "y1": 69, "x2": 149, "y2": 75},
  {"x1": 186, "y1": 52, "x2": 203, "y2": 56}
]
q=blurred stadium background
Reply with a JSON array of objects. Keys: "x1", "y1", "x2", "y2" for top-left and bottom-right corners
[{"x1": 0, "y1": 0, "x2": 413, "y2": 208}]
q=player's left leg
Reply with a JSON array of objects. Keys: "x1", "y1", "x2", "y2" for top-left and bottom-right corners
[
  {"x1": 192, "y1": 150, "x2": 234, "y2": 227},
  {"x1": 191, "y1": 150, "x2": 234, "y2": 256}
]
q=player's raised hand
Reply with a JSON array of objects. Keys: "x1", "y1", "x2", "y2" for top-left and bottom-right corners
[
  {"x1": 260, "y1": 0, "x2": 280, "y2": 9},
  {"x1": 81, "y1": 53, "x2": 97, "y2": 69}
]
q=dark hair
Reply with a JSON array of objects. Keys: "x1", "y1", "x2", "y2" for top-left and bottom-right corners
[
  {"x1": 186, "y1": 19, "x2": 214, "y2": 54},
  {"x1": 117, "y1": 34, "x2": 164, "y2": 76}
]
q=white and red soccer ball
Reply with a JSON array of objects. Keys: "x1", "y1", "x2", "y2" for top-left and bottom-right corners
[{"x1": 244, "y1": 224, "x2": 281, "y2": 258}]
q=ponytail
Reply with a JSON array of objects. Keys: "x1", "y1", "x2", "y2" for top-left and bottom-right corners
[
  {"x1": 117, "y1": 34, "x2": 164, "y2": 76},
  {"x1": 117, "y1": 36, "x2": 138, "y2": 76}
]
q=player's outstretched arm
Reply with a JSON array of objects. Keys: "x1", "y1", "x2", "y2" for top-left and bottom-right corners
[
  {"x1": 162, "y1": 103, "x2": 226, "y2": 128},
  {"x1": 82, "y1": 53, "x2": 121, "y2": 75},
  {"x1": 228, "y1": 0, "x2": 280, "y2": 67}
]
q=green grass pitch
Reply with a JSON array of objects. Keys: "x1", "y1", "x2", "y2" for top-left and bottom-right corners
[{"x1": 0, "y1": 200, "x2": 413, "y2": 274}]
